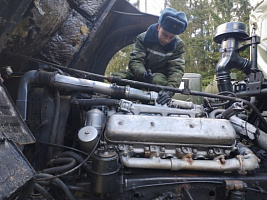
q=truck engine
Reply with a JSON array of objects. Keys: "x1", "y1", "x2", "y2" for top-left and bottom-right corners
[{"x1": 0, "y1": 0, "x2": 267, "y2": 199}]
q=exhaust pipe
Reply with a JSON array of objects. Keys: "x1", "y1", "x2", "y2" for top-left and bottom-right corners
[{"x1": 120, "y1": 143, "x2": 259, "y2": 174}]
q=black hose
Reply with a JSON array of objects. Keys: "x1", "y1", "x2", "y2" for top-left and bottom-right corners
[
  {"x1": 36, "y1": 126, "x2": 101, "y2": 181},
  {"x1": 71, "y1": 98, "x2": 119, "y2": 107},
  {"x1": 47, "y1": 90, "x2": 60, "y2": 161},
  {"x1": 34, "y1": 183, "x2": 55, "y2": 200},
  {"x1": 209, "y1": 109, "x2": 225, "y2": 118},
  {"x1": 60, "y1": 151, "x2": 91, "y2": 173},
  {"x1": 36, "y1": 173, "x2": 76, "y2": 200},
  {"x1": 67, "y1": 185, "x2": 89, "y2": 192},
  {"x1": 43, "y1": 157, "x2": 77, "y2": 174}
]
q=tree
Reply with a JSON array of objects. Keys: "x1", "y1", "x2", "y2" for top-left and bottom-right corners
[
  {"x1": 105, "y1": 45, "x2": 133, "y2": 76},
  {"x1": 169, "y1": 0, "x2": 251, "y2": 86},
  {"x1": 107, "y1": 0, "x2": 252, "y2": 87}
]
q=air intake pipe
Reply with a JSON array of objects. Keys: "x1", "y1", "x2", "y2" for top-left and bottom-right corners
[
  {"x1": 16, "y1": 70, "x2": 158, "y2": 120},
  {"x1": 214, "y1": 22, "x2": 252, "y2": 92}
]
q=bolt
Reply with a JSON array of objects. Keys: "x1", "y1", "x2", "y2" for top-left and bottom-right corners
[
  {"x1": 225, "y1": 150, "x2": 230, "y2": 154},
  {"x1": 220, "y1": 157, "x2": 226, "y2": 164},
  {"x1": 209, "y1": 149, "x2": 214, "y2": 154},
  {"x1": 193, "y1": 149, "x2": 197, "y2": 154},
  {"x1": 85, "y1": 130, "x2": 90, "y2": 134},
  {"x1": 144, "y1": 147, "x2": 149, "y2": 151},
  {"x1": 183, "y1": 147, "x2": 189, "y2": 153},
  {"x1": 118, "y1": 121, "x2": 123, "y2": 125},
  {"x1": 0, "y1": 137, "x2": 5, "y2": 143},
  {"x1": 176, "y1": 148, "x2": 182, "y2": 153},
  {"x1": 160, "y1": 147, "x2": 165, "y2": 152}
]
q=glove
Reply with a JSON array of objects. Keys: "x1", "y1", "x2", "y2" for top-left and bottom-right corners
[
  {"x1": 156, "y1": 91, "x2": 173, "y2": 105},
  {"x1": 143, "y1": 69, "x2": 155, "y2": 83}
]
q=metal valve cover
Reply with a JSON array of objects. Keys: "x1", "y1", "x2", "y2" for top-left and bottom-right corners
[{"x1": 105, "y1": 114, "x2": 236, "y2": 147}]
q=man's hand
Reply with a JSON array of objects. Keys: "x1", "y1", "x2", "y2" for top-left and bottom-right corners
[
  {"x1": 156, "y1": 90, "x2": 173, "y2": 105},
  {"x1": 143, "y1": 69, "x2": 155, "y2": 83}
]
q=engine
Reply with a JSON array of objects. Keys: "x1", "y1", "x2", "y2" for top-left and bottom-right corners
[{"x1": 8, "y1": 58, "x2": 265, "y2": 199}]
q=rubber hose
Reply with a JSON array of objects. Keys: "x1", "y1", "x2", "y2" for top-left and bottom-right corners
[
  {"x1": 36, "y1": 173, "x2": 76, "y2": 200},
  {"x1": 60, "y1": 151, "x2": 91, "y2": 173},
  {"x1": 47, "y1": 90, "x2": 60, "y2": 161},
  {"x1": 43, "y1": 157, "x2": 76, "y2": 174},
  {"x1": 34, "y1": 183, "x2": 55, "y2": 200}
]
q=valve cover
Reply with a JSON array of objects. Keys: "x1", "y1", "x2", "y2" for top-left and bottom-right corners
[{"x1": 105, "y1": 114, "x2": 236, "y2": 146}]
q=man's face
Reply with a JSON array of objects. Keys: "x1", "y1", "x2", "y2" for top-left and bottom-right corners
[{"x1": 158, "y1": 25, "x2": 176, "y2": 46}]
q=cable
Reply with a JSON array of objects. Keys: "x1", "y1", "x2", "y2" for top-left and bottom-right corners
[
  {"x1": 124, "y1": 180, "x2": 223, "y2": 191},
  {"x1": 38, "y1": 142, "x2": 89, "y2": 156}
]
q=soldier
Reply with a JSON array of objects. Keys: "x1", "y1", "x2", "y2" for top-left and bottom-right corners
[{"x1": 113, "y1": 8, "x2": 188, "y2": 104}]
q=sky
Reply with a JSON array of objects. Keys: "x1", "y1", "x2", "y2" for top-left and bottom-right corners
[
  {"x1": 129, "y1": 0, "x2": 259, "y2": 15},
  {"x1": 129, "y1": 0, "x2": 165, "y2": 16}
]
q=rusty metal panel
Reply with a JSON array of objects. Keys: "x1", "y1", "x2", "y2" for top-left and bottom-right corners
[
  {"x1": 40, "y1": 9, "x2": 92, "y2": 66},
  {"x1": 0, "y1": 136, "x2": 35, "y2": 199},
  {"x1": 0, "y1": 84, "x2": 35, "y2": 144},
  {"x1": 0, "y1": 0, "x2": 32, "y2": 52}
]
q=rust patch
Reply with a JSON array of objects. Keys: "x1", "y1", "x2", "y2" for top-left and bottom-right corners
[
  {"x1": 217, "y1": 155, "x2": 226, "y2": 164},
  {"x1": 183, "y1": 154, "x2": 194, "y2": 165},
  {"x1": 224, "y1": 180, "x2": 247, "y2": 197}
]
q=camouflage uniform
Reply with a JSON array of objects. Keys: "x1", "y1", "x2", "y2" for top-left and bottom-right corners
[{"x1": 128, "y1": 24, "x2": 185, "y2": 88}]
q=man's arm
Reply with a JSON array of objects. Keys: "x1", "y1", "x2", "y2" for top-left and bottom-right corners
[
  {"x1": 129, "y1": 34, "x2": 147, "y2": 81},
  {"x1": 166, "y1": 39, "x2": 185, "y2": 88}
]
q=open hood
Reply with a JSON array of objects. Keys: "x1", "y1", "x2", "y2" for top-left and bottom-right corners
[{"x1": 0, "y1": 0, "x2": 158, "y2": 74}]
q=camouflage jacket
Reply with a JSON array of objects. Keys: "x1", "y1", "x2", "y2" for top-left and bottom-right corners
[{"x1": 129, "y1": 23, "x2": 185, "y2": 88}]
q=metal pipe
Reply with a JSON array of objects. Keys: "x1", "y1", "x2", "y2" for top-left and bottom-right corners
[
  {"x1": 16, "y1": 70, "x2": 156, "y2": 120},
  {"x1": 52, "y1": 73, "x2": 155, "y2": 101},
  {"x1": 16, "y1": 70, "x2": 36, "y2": 120},
  {"x1": 120, "y1": 143, "x2": 259, "y2": 173},
  {"x1": 209, "y1": 108, "x2": 267, "y2": 152}
]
